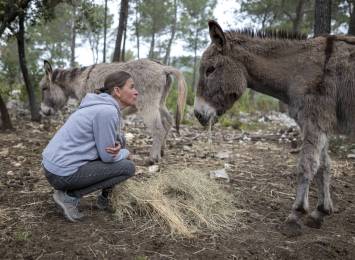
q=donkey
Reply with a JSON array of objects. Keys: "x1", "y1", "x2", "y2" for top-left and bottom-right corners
[
  {"x1": 40, "y1": 58, "x2": 187, "y2": 164},
  {"x1": 194, "y1": 20, "x2": 355, "y2": 236}
]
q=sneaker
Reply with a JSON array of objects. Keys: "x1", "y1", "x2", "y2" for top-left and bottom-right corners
[
  {"x1": 96, "y1": 194, "x2": 115, "y2": 213},
  {"x1": 53, "y1": 190, "x2": 84, "y2": 222}
]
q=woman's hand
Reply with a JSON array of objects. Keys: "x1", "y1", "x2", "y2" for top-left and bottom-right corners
[{"x1": 105, "y1": 143, "x2": 121, "y2": 156}]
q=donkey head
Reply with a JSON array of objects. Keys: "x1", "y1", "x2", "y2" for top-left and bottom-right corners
[
  {"x1": 194, "y1": 20, "x2": 247, "y2": 126},
  {"x1": 40, "y1": 60, "x2": 69, "y2": 116}
]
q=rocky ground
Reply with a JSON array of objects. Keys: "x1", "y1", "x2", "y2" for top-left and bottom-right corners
[{"x1": 0, "y1": 112, "x2": 354, "y2": 259}]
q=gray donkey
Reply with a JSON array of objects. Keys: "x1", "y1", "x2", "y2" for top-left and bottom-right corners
[
  {"x1": 40, "y1": 58, "x2": 187, "y2": 164},
  {"x1": 194, "y1": 20, "x2": 355, "y2": 236}
]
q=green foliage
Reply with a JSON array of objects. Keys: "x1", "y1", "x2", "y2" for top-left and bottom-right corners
[
  {"x1": 239, "y1": 121, "x2": 269, "y2": 131},
  {"x1": 239, "y1": 0, "x2": 314, "y2": 34},
  {"x1": 238, "y1": 0, "x2": 354, "y2": 34},
  {"x1": 27, "y1": 2, "x2": 73, "y2": 66},
  {"x1": 138, "y1": 0, "x2": 173, "y2": 35},
  {"x1": 223, "y1": 90, "x2": 278, "y2": 114},
  {"x1": 166, "y1": 72, "x2": 195, "y2": 113},
  {"x1": 77, "y1": 1, "x2": 114, "y2": 63},
  {"x1": 137, "y1": 0, "x2": 175, "y2": 58},
  {"x1": 218, "y1": 90, "x2": 278, "y2": 129},
  {"x1": 123, "y1": 50, "x2": 136, "y2": 61},
  {"x1": 179, "y1": 0, "x2": 217, "y2": 52},
  {"x1": 219, "y1": 116, "x2": 242, "y2": 129},
  {"x1": 0, "y1": 2, "x2": 74, "y2": 101},
  {"x1": 169, "y1": 55, "x2": 197, "y2": 105},
  {"x1": 0, "y1": 0, "x2": 113, "y2": 110},
  {"x1": 0, "y1": 36, "x2": 36, "y2": 102}
]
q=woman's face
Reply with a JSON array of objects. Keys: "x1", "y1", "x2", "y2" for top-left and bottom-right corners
[{"x1": 115, "y1": 78, "x2": 138, "y2": 108}]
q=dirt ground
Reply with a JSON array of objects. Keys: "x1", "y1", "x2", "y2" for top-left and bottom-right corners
[{"x1": 0, "y1": 117, "x2": 354, "y2": 260}]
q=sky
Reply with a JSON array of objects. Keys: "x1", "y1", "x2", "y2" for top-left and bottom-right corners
[{"x1": 76, "y1": 0, "x2": 240, "y2": 66}]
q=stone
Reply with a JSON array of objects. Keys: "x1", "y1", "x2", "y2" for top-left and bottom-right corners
[
  {"x1": 210, "y1": 168, "x2": 230, "y2": 182},
  {"x1": 148, "y1": 165, "x2": 160, "y2": 173}
]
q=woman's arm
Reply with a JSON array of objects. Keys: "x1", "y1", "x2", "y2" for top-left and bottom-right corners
[{"x1": 93, "y1": 109, "x2": 127, "y2": 162}]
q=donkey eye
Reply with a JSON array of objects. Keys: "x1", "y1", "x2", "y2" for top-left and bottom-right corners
[{"x1": 206, "y1": 66, "x2": 215, "y2": 77}]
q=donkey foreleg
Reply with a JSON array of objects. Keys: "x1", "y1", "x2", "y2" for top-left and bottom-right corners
[
  {"x1": 305, "y1": 146, "x2": 333, "y2": 228},
  {"x1": 284, "y1": 128, "x2": 327, "y2": 236}
]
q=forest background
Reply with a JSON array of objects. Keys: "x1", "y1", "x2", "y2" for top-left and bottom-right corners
[{"x1": 0, "y1": 0, "x2": 354, "y2": 129}]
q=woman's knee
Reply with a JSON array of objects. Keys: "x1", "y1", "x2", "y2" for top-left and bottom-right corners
[{"x1": 124, "y1": 160, "x2": 136, "y2": 177}]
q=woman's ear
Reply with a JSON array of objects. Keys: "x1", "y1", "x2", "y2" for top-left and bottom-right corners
[{"x1": 112, "y1": 86, "x2": 121, "y2": 98}]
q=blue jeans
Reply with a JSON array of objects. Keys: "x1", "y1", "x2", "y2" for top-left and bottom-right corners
[{"x1": 43, "y1": 159, "x2": 135, "y2": 198}]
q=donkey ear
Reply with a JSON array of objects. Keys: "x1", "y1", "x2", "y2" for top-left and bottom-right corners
[
  {"x1": 44, "y1": 60, "x2": 53, "y2": 78},
  {"x1": 208, "y1": 20, "x2": 226, "y2": 50}
]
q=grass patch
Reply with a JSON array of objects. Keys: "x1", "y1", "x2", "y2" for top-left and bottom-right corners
[
  {"x1": 14, "y1": 230, "x2": 31, "y2": 241},
  {"x1": 240, "y1": 121, "x2": 269, "y2": 132},
  {"x1": 219, "y1": 116, "x2": 242, "y2": 129},
  {"x1": 112, "y1": 168, "x2": 237, "y2": 237}
]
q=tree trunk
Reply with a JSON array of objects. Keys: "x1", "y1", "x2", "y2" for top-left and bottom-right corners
[
  {"x1": 103, "y1": 0, "x2": 108, "y2": 62},
  {"x1": 348, "y1": 1, "x2": 355, "y2": 35},
  {"x1": 192, "y1": 29, "x2": 198, "y2": 90},
  {"x1": 148, "y1": 30, "x2": 155, "y2": 58},
  {"x1": 94, "y1": 39, "x2": 99, "y2": 64},
  {"x1": 314, "y1": 0, "x2": 332, "y2": 36},
  {"x1": 0, "y1": 93, "x2": 13, "y2": 130},
  {"x1": 122, "y1": 24, "x2": 127, "y2": 61},
  {"x1": 112, "y1": 0, "x2": 129, "y2": 62},
  {"x1": 70, "y1": 4, "x2": 76, "y2": 67},
  {"x1": 164, "y1": 0, "x2": 177, "y2": 65},
  {"x1": 135, "y1": 0, "x2": 140, "y2": 59},
  {"x1": 16, "y1": 12, "x2": 41, "y2": 122},
  {"x1": 293, "y1": 0, "x2": 306, "y2": 33}
]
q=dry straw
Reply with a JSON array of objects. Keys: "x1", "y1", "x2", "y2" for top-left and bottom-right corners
[{"x1": 112, "y1": 168, "x2": 237, "y2": 237}]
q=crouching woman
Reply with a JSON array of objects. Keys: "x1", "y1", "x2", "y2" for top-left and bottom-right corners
[{"x1": 42, "y1": 71, "x2": 138, "y2": 222}]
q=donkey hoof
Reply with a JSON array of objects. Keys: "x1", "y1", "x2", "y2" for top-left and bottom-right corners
[
  {"x1": 144, "y1": 159, "x2": 155, "y2": 166},
  {"x1": 145, "y1": 157, "x2": 160, "y2": 166},
  {"x1": 304, "y1": 215, "x2": 323, "y2": 229},
  {"x1": 280, "y1": 220, "x2": 303, "y2": 237}
]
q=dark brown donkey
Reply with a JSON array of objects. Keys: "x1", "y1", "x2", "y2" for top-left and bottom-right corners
[{"x1": 194, "y1": 20, "x2": 355, "y2": 236}]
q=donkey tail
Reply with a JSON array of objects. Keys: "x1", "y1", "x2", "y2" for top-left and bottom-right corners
[{"x1": 164, "y1": 66, "x2": 187, "y2": 135}]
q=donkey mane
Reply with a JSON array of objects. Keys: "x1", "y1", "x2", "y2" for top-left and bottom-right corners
[
  {"x1": 51, "y1": 66, "x2": 88, "y2": 83},
  {"x1": 226, "y1": 28, "x2": 308, "y2": 41}
]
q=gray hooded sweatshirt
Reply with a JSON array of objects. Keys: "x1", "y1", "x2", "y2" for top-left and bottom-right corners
[{"x1": 42, "y1": 93, "x2": 129, "y2": 176}]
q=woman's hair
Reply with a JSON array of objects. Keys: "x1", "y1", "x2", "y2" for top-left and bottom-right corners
[{"x1": 99, "y1": 71, "x2": 132, "y2": 94}]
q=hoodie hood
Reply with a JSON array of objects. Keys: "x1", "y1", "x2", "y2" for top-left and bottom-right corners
[{"x1": 79, "y1": 93, "x2": 120, "y2": 111}]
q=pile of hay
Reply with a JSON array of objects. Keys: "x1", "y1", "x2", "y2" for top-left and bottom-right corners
[{"x1": 112, "y1": 168, "x2": 237, "y2": 237}]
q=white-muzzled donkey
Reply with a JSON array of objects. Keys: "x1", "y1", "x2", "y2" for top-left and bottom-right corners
[{"x1": 40, "y1": 58, "x2": 187, "y2": 165}]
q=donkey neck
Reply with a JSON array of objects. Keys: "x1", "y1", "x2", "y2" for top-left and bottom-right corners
[
  {"x1": 52, "y1": 66, "x2": 90, "y2": 99},
  {"x1": 246, "y1": 56, "x2": 291, "y2": 103},
  {"x1": 234, "y1": 38, "x2": 309, "y2": 104}
]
